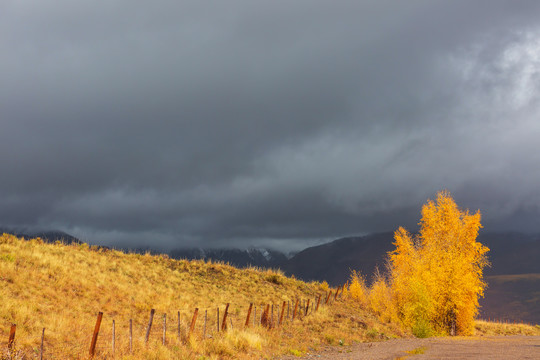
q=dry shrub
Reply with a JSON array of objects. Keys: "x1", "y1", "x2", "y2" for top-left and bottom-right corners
[{"x1": 346, "y1": 270, "x2": 368, "y2": 305}]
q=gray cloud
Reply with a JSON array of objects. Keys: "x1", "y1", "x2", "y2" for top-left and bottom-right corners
[{"x1": 2, "y1": 1, "x2": 540, "y2": 250}]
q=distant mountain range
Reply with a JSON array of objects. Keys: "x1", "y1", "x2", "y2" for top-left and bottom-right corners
[
  {"x1": 3, "y1": 227, "x2": 539, "y2": 323},
  {"x1": 282, "y1": 231, "x2": 540, "y2": 285},
  {"x1": 4, "y1": 227, "x2": 539, "y2": 281},
  {"x1": 169, "y1": 247, "x2": 289, "y2": 269}
]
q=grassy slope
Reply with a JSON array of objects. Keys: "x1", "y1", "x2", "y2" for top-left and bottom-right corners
[{"x1": 0, "y1": 234, "x2": 401, "y2": 359}]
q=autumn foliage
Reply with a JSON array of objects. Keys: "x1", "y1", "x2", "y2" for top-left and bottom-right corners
[{"x1": 349, "y1": 191, "x2": 490, "y2": 336}]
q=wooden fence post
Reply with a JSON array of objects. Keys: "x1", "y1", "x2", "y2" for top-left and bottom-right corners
[
  {"x1": 221, "y1": 303, "x2": 230, "y2": 331},
  {"x1": 254, "y1": 306, "x2": 257, "y2": 326},
  {"x1": 305, "y1": 299, "x2": 311, "y2": 316},
  {"x1": 145, "y1": 309, "x2": 155, "y2": 344},
  {"x1": 316, "y1": 294, "x2": 322, "y2": 311},
  {"x1": 163, "y1": 314, "x2": 167, "y2": 345},
  {"x1": 217, "y1": 307, "x2": 220, "y2": 332},
  {"x1": 40, "y1": 328, "x2": 45, "y2": 360},
  {"x1": 177, "y1": 312, "x2": 181, "y2": 342},
  {"x1": 287, "y1": 301, "x2": 290, "y2": 320},
  {"x1": 279, "y1": 301, "x2": 286, "y2": 326},
  {"x1": 292, "y1": 299, "x2": 299, "y2": 321},
  {"x1": 129, "y1": 319, "x2": 133, "y2": 353},
  {"x1": 189, "y1": 308, "x2": 199, "y2": 337},
  {"x1": 325, "y1": 291, "x2": 332, "y2": 304},
  {"x1": 245, "y1": 303, "x2": 253, "y2": 328},
  {"x1": 204, "y1": 310, "x2": 207, "y2": 338},
  {"x1": 89, "y1": 312, "x2": 103, "y2": 357},
  {"x1": 271, "y1": 304, "x2": 274, "y2": 328},
  {"x1": 112, "y1": 319, "x2": 115, "y2": 355}
]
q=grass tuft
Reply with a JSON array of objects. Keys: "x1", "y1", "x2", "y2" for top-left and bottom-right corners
[{"x1": 406, "y1": 345, "x2": 427, "y2": 354}]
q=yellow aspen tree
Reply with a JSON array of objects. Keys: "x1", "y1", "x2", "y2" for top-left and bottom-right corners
[{"x1": 388, "y1": 191, "x2": 489, "y2": 335}]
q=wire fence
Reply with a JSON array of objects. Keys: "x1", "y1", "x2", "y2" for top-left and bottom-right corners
[{"x1": 2, "y1": 286, "x2": 346, "y2": 359}]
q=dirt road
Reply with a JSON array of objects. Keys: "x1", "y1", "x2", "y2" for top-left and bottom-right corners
[{"x1": 280, "y1": 336, "x2": 540, "y2": 359}]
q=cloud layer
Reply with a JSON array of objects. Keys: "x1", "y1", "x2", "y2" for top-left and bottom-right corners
[{"x1": 2, "y1": 1, "x2": 540, "y2": 250}]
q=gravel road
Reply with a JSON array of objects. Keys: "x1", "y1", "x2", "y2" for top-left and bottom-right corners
[{"x1": 279, "y1": 335, "x2": 540, "y2": 360}]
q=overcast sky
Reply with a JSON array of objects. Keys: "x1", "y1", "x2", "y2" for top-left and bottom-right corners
[{"x1": 2, "y1": 1, "x2": 540, "y2": 251}]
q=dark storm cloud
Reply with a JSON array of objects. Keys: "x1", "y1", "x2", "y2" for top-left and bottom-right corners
[{"x1": 2, "y1": 1, "x2": 540, "y2": 250}]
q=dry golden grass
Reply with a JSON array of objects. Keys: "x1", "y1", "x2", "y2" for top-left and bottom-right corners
[
  {"x1": 474, "y1": 320, "x2": 540, "y2": 336},
  {"x1": 0, "y1": 234, "x2": 399, "y2": 359}
]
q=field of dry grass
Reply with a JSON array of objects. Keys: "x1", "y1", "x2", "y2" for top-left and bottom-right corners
[
  {"x1": 2, "y1": 234, "x2": 538, "y2": 359},
  {"x1": 0, "y1": 234, "x2": 404, "y2": 359},
  {"x1": 474, "y1": 319, "x2": 540, "y2": 336}
]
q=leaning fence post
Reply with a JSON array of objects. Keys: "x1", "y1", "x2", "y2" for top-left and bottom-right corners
[
  {"x1": 292, "y1": 299, "x2": 299, "y2": 321},
  {"x1": 189, "y1": 308, "x2": 199, "y2": 337},
  {"x1": 145, "y1": 309, "x2": 155, "y2": 344},
  {"x1": 221, "y1": 303, "x2": 230, "y2": 331},
  {"x1": 325, "y1": 291, "x2": 332, "y2": 304},
  {"x1": 245, "y1": 303, "x2": 253, "y2": 328},
  {"x1": 316, "y1": 294, "x2": 322, "y2": 311},
  {"x1": 40, "y1": 328, "x2": 45, "y2": 360},
  {"x1": 279, "y1": 301, "x2": 286, "y2": 326},
  {"x1": 89, "y1": 312, "x2": 103, "y2": 357},
  {"x1": 305, "y1": 299, "x2": 311, "y2": 316}
]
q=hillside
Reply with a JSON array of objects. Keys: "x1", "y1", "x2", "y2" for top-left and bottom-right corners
[
  {"x1": 0, "y1": 234, "x2": 401, "y2": 359},
  {"x1": 0, "y1": 227, "x2": 80, "y2": 244},
  {"x1": 283, "y1": 233, "x2": 394, "y2": 286},
  {"x1": 480, "y1": 274, "x2": 540, "y2": 324}
]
